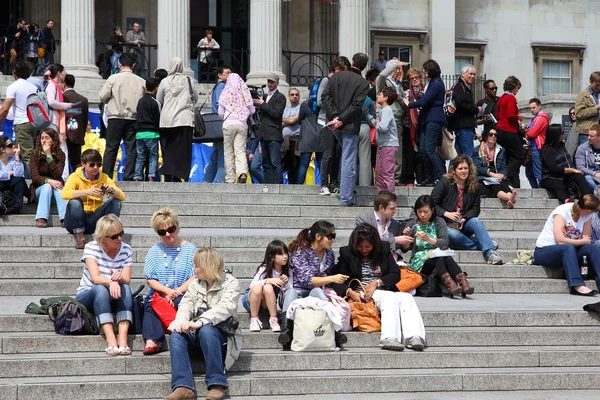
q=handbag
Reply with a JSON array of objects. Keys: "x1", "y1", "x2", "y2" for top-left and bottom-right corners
[
  {"x1": 369, "y1": 126, "x2": 377, "y2": 146},
  {"x1": 291, "y1": 308, "x2": 336, "y2": 352},
  {"x1": 521, "y1": 137, "x2": 532, "y2": 166},
  {"x1": 396, "y1": 266, "x2": 424, "y2": 293},
  {"x1": 187, "y1": 77, "x2": 207, "y2": 138},
  {"x1": 323, "y1": 287, "x2": 352, "y2": 332},
  {"x1": 438, "y1": 128, "x2": 458, "y2": 161},
  {"x1": 130, "y1": 285, "x2": 145, "y2": 334},
  {"x1": 415, "y1": 269, "x2": 444, "y2": 297},
  {"x1": 150, "y1": 292, "x2": 177, "y2": 333},
  {"x1": 344, "y1": 279, "x2": 381, "y2": 332},
  {"x1": 194, "y1": 306, "x2": 240, "y2": 337}
]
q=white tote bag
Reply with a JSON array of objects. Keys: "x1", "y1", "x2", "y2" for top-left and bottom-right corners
[
  {"x1": 438, "y1": 128, "x2": 458, "y2": 161},
  {"x1": 291, "y1": 308, "x2": 336, "y2": 352}
]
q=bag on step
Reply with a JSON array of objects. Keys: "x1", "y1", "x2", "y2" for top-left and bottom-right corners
[
  {"x1": 291, "y1": 308, "x2": 336, "y2": 352},
  {"x1": 131, "y1": 284, "x2": 145, "y2": 334},
  {"x1": 0, "y1": 190, "x2": 22, "y2": 217},
  {"x1": 345, "y1": 279, "x2": 381, "y2": 332},
  {"x1": 415, "y1": 269, "x2": 444, "y2": 297},
  {"x1": 151, "y1": 292, "x2": 177, "y2": 333},
  {"x1": 48, "y1": 300, "x2": 99, "y2": 335}
]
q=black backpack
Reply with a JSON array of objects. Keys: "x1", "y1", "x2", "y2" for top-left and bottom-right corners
[{"x1": 0, "y1": 191, "x2": 21, "y2": 217}]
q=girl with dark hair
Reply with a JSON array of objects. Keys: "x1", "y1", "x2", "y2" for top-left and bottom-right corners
[
  {"x1": 29, "y1": 128, "x2": 67, "y2": 227},
  {"x1": 402, "y1": 195, "x2": 473, "y2": 297},
  {"x1": 432, "y1": 155, "x2": 503, "y2": 265},
  {"x1": 333, "y1": 223, "x2": 426, "y2": 351},
  {"x1": 406, "y1": 59, "x2": 446, "y2": 185},
  {"x1": 540, "y1": 123, "x2": 592, "y2": 204},
  {"x1": 0, "y1": 136, "x2": 26, "y2": 214},
  {"x1": 242, "y1": 240, "x2": 293, "y2": 332}
]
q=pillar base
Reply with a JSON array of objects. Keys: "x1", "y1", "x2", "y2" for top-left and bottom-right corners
[
  {"x1": 245, "y1": 71, "x2": 288, "y2": 88},
  {"x1": 63, "y1": 64, "x2": 102, "y2": 79}
]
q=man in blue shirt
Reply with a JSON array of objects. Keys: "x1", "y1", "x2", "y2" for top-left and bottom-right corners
[{"x1": 203, "y1": 66, "x2": 231, "y2": 183}]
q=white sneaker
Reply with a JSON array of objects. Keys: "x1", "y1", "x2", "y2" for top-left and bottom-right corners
[
  {"x1": 249, "y1": 317, "x2": 263, "y2": 332},
  {"x1": 319, "y1": 186, "x2": 330, "y2": 195},
  {"x1": 269, "y1": 317, "x2": 281, "y2": 332}
]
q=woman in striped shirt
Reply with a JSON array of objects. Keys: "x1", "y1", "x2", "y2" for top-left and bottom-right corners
[
  {"x1": 142, "y1": 208, "x2": 197, "y2": 355},
  {"x1": 75, "y1": 214, "x2": 133, "y2": 356}
]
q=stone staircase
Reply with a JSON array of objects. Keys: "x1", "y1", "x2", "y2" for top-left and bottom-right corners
[{"x1": 1, "y1": 183, "x2": 599, "y2": 399}]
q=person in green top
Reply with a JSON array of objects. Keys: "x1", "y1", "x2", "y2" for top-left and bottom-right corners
[
  {"x1": 402, "y1": 195, "x2": 474, "y2": 297},
  {"x1": 134, "y1": 77, "x2": 161, "y2": 181}
]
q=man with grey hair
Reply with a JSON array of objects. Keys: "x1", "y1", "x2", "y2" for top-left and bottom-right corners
[{"x1": 448, "y1": 64, "x2": 481, "y2": 157}]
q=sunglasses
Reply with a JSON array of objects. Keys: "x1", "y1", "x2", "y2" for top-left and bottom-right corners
[
  {"x1": 157, "y1": 225, "x2": 177, "y2": 236},
  {"x1": 488, "y1": 87, "x2": 498, "y2": 91},
  {"x1": 488, "y1": 133, "x2": 497, "y2": 137},
  {"x1": 570, "y1": 112, "x2": 576, "y2": 116},
  {"x1": 5, "y1": 143, "x2": 14, "y2": 148},
  {"x1": 106, "y1": 231, "x2": 124, "y2": 240},
  {"x1": 325, "y1": 233, "x2": 336, "y2": 240},
  {"x1": 289, "y1": 94, "x2": 299, "y2": 96},
  {"x1": 87, "y1": 162, "x2": 103, "y2": 168}
]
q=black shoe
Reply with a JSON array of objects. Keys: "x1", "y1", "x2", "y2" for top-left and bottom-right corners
[
  {"x1": 570, "y1": 287, "x2": 599, "y2": 297},
  {"x1": 335, "y1": 331, "x2": 348, "y2": 348}
]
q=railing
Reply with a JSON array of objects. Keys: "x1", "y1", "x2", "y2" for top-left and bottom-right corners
[
  {"x1": 0, "y1": 37, "x2": 61, "y2": 75},
  {"x1": 193, "y1": 48, "x2": 250, "y2": 83},
  {"x1": 95, "y1": 42, "x2": 157, "y2": 79},
  {"x1": 282, "y1": 50, "x2": 338, "y2": 87},
  {"x1": 439, "y1": 74, "x2": 488, "y2": 102}
]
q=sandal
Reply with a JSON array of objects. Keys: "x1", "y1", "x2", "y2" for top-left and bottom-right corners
[
  {"x1": 105, "y1": 346, "x2": 119, "y2": 356},
  {"x1": 36, "y1": 218, "x2": 48, "y2": 228},
  {"x1": 118, "y1": 346, "x2": 132, "y2": 355},
  {"x1": 237, "y1": 173, "x2": 247, "y2": 183}
]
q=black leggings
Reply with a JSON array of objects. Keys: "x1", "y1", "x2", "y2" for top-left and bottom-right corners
[
  {"x1": 496, "y1": 130, "x2": 524, "y2": 188},
  {"x1": 540, "y1": 173, "x2": 592, "y2": 204},
  {"x1": 420, "y1": 257, "x2": 462, "y2": 279}
]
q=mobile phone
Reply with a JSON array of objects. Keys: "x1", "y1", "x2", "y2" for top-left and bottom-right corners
[
  {"x1": 409, "y1": 225, "x2": 417, "y2": 236},
  {"x1": 100, "y1": 184, "x2": 109, "y2": 194}
]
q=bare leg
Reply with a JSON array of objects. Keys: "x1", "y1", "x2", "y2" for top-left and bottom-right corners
[
  {"x1": 248, "y1": 285, "x2": 264, "y2": 318},
  {"x1": 262, "y1": 284, "x2": 279, "y2": 318},
  {"x1": 117, "y1": 321, "x2": 130, "y2": 348}
]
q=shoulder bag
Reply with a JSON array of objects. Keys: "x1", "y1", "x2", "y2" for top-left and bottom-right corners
[
  {"x1": 291, "y1": 308, "x2": 336, "y2": 352},
  {"x1": 187, "y1": 77, "x2": 207, "y2": 138},
  {"x1": 438, "y1": 128, "x2": 458, "y2": 161},
  {"x1": 344, "y1": 279, "x2": 381, "y2": 332}
]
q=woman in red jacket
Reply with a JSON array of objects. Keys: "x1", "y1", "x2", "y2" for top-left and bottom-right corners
[{"x1": 495, "y1": 76, "x2": 525, "y2": 188}]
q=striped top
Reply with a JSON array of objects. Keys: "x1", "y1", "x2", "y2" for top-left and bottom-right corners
[
  {"x1": 144, "y1": 241, "x2": 197, "y2": 300},
  {"x1": 77, "y1": 241, "x2": 133, "y2": 294}
]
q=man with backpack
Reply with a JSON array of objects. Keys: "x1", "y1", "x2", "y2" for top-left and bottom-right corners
[
  {"x1": 447, "y1": 64, "x2": 481, "y2": 157},
  {"x1": 0, "y1": 60, "x2": 38, "y2": 174}
]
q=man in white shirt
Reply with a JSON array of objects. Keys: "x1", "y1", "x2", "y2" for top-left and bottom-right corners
[
  {"x1": 0, "y1": 60, "x2": 38, "y2": 172},
  {"x1": 282, "y1": 88, "x2": 301, "y2": 139}
]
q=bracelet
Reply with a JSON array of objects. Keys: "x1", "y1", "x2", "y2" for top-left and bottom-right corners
[{"x1": 44, "y1": 178, "x2": 48, "y2": 184}]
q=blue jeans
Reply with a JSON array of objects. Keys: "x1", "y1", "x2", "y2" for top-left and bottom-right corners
[
  {"x1": 142, "y1": 296, "x2": 182, "y2": 346},
  {"x1": 169, "y1": 326, "x2": 228, "y2": 392},
  {"x1": 332, "y1": 130, "x2": 359, "y2": 205},
  {"x1": 585, "y1": 175, "x2": 598, "y2": 192},
  {"x1": 280, "y1": 287, "x2": 327, "y2": 328},
  {"x1": 419, "y1": 121, "x2": 444, "y2": 182},
  {"x1": 579, "y1": 134, "x2": 589, "y2": 146},
  {"x1": 526, "y1": 140, "x2": 542, "y2": 188},
  {"x1": 534, "y1": 244, "x2": 600, "y2": 289},
  {"x1": 134, "y1": 138, "x2": 159, "y2": 180},
  {"x1": 203, "y1": 142, "x2": 225, "y2": 183},
  {"x1": 35, "y1": 184, "x2": 67, "y2": 221},
  {"x1": 75, "y1": 284, "x2": 133, "y2": 326},
  {"x1": 110, "y1": 52, "x2": 121, "y2": 75},
  {"x1": 250, "y1": 145, "x2": 264, "y2": 183},
  {"x1": 64, "y1": 198, "x2": 122, "y2": 234},
  {"x1": 447, "y1": 217, "x2": 495, "y2": 259},
  {"x1": 262, "y1": 140, "x2": 282, "y2": 184},
  {"x1": 297, "y1": 152, "x2": 323, "y2": 184},
  {"x1": 454, "y1": 127, "x2": 475, "y2": 157}
]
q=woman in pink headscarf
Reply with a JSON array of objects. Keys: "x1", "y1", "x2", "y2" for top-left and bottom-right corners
[{"x1": 218, "y1": 73, "x2": 255, "y2": 183}]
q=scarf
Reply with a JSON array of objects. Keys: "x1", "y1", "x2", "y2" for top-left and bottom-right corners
[
  {"x1": 481, "y1": 143, "x2": 496, "y2": 164},
  {"x1": 218, "y1": 73, "x2": 254, "y2": 123},
  {"x1": 408, "y1": 83, "x2": 424, "y2": 148},
  {"x1": 167, "y1": 57, "x2": 187, "y2": 97}
]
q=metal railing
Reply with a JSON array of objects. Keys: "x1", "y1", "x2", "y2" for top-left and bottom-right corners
[
  {"x1": 439, "y1": 74, "x2": 488, "y2": 102},
  {"x1": 282, "y1": 50, "x2": 338, "y2": 87},
  {"x1": 194, "y1": 48, "x2": 250, "y2": 83},
  {"x1": 95, "y1": 42, "x2": 157, "y2": 79},
  {"x1": 1, "y1": 37, "x2": 60, "y2": 75}
]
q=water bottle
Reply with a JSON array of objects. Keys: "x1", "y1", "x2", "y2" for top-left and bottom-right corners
[{"x1": 581, "y1": 256, "x2": 589, "y2": 279}]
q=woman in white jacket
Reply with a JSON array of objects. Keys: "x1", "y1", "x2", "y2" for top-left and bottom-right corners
[{"x1": 197, "y1": 29, "x2": 220, "y2": 81}]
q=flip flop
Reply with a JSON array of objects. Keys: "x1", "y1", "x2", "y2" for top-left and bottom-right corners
[
  {"x1": 105, "y1": 346, "x2": 119, "y2": 356},
  {"x1": 118, "y1": 346, "x2": 132, "y2": 355}
]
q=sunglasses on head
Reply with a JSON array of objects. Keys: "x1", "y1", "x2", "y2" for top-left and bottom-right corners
[
  {"x1": 106, "y1": 231, "x2": 124, "y2": 240},
  {"x1": 157, "y1": 225, "x2": 177, "y2": 236},
  {"x1": 325, "y1": 233, "x2": 336, "y2": 240},
  {"x1": 87, "y1": 162, "x2": 102, "y2": 168}
]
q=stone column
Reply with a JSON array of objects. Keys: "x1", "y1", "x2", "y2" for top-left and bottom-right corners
[
  {"x1": 429, "y1": 0, "x2": 456, "y2": 76},
  {"x1": 246, "y1": 0, "x2": 287, "y2": 87},
  {"x1": 60, "y1": 0, "x2": 101, "y2": 79},
  {"x1": 157, "y1": 0, "x2": 194, "y2": 78},
  {"x1": 338, "y1": 0, "x2": 369, "y2": 61}
]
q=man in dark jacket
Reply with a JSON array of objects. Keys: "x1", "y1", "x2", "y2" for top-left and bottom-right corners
[
  {"x1": 38, "y1": 20, "x2": 56, "y2": 74},
  {"x1": 133, "y1": 77, "x2": 161, "y2": 181},
  {"x1": 448, "y1": 64, "x2": 481, "y2": 157},
  {"x1": 253, "y1": 73, "x2": 286, "y2": 184},
  {"x1": 321, "y1": 52, "x2": 370, "y2": 206},
  {"x1": 63, "y1": 74, "x2": 89, "y2": 170}
]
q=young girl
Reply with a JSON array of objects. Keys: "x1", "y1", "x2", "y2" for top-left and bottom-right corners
[{"x1": 242, "y1": 240, "x2": 293, "y2": 332}]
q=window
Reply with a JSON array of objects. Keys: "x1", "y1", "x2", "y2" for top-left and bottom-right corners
[
  {"x1": 455, "y1": 57, "x2": 473, "y2": 75},
  {"x1": 542, "y1": 60, "x2": 571, "y2": 95},
  {"x1": 379, "y1": 46, "x2": 412, "y2": 76}
]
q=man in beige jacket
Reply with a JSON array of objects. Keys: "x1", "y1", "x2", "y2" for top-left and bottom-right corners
[
  {"x1": 99, "y1": 52, "x2": 145, "y2": 180},
  {"x1": 575, "y1": 71, "x2": 600, "y2": 147}
]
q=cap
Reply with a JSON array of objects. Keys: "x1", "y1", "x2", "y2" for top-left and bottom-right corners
[
  {"x1": 379, "y1": 50, "x2": 385, "y2": 55},
  {"x1": 267, "y1": 73, "x2": 280, "y2": 82}
]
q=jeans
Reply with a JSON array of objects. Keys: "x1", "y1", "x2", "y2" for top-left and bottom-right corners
[
  {"x1": 534, "y1": 244, "x2": 600, "y2": 289},
  {"x1": 447, "y1": 217, "x2": 495, "y2": 259},
  {"x1": 203, "y1": 142, "x2": 225, "y2": 183},
  {"x1": 297, "y1": 152, "x2": 323, "y2": 185},
  {"x1": 332, "y1": 130, "x2": 359, "y2": 205},
  {"x1": 64, "y1": 198, "x2": 122, "y2": 234},
  {"x1": 526, "y1": 141, "x2": 542, "y2": 189},
  {"x1": 419, "y1": 121, "x2": 444, "y2": 183},
  {"x1": 585, "y1": 175, "x2": 598, "y2": 192},
  {"x1": 35, "y1": 184, "x2": 67, "y2": 221},
  {"x1": 142, "y1": 296, "x2": 182, "y2": 347},
  {"x1": 320, "y1": 127, "x2": 340, "y2": 188},
  {"x1": 280, "y1": 287, "x2": 326, "y2": 328},
  {"x1": 75, "y1": 284, "x2": 133, "y2": 326},
  {"x1": 134, "y1": 138, "x2": 159, "y2": 180},
  {"x1": 250, "y1": 145, "x2": 264, "y2": 183},
  {"x1": 454, "y1": 127, "x2": 475, "y2": 157},
  {"x1": 110, "y1": 52, "x2": 121, "y2": 75},
  {"x1": 104, "y1": 119, "x2": 137, "y2": 180},
  {"x1": 169, "y1": 326, "x2": 228, "y2": 392},
  {"x1": 262, "y1": 140, "x2": 282, "y2": 184}
]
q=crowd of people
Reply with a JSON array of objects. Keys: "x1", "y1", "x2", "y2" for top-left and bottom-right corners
[{"x1": 2, "y1": 18, "x2": 57, "y2": 75}]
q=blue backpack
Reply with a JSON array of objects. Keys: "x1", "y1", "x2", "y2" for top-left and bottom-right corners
[{"x1": 307, "y1": 77, "x2": 324, "y2": 114}]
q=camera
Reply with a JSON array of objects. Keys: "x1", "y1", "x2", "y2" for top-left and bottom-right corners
[{"x1": 248, "y1": 84, "x2": 266, "y2": 100}]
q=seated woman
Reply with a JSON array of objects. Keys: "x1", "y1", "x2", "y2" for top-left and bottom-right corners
[
  {"x1": 534, "y1": 194, "x2": 600, "y2": 296},
  {"x1": 243, "y1": 239, "x2": 293, "y2": 332},
  {"x1": 472, "y1": 127, "x2": 518, "y2": 208},
  {"x1": 431, "y1": 155, "x2": 503, "y2": 265},
  {"x1": 592, "y1": 186, "x2": 600, "y2": 245},
  {"x1": 0, "y1": 135, "x2": 27, "y2": 215},
  {"x1": 540, "y1": 123, "x2": 592, "y2": 204},
  {"x1": 142, "y1": 208, "x2": 197, "y2": 356},
  {"x1": 333, "y1": 223, "x2": 426, "y2": 351},
  {"x1": 402, "y1": 195, "x2": 474, "y2": 297},
  {"x1": 166, "y1": 248, "x2": 241, "y2": 400},
  {"x1": 29, "y1": 128, "x2": 67, "y2": 227},
  {"x1": 278, "y1": 220, "x2": 349, "y2": 350},
  {"x1": 74, "y1": 214, "x2": 133, "y2": 356}
]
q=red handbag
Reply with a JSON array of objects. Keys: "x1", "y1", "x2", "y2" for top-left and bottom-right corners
[
  {"x1": 150, "y1": 292, "x2": 177, "y2": 333},
  {"x1": 370, "y1": 127, "x2": 377, "y2": 146}
]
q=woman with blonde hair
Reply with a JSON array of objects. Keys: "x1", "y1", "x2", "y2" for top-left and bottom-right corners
[
  {"x1": 431, "y1": 155, "x2": 503, "y2": 265},
  {"x1": 400, "y1": 67, "x2": 424, "y2": 186},
  {"x1": 141, "y1": 208, "x2": 197, "y2": 356},
  {"x1": 74, "y1": 214, "x2": 133, "y2": 356},
  {"x1": 165, "y1": 248, "x2": 241, "y2": 400}
]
